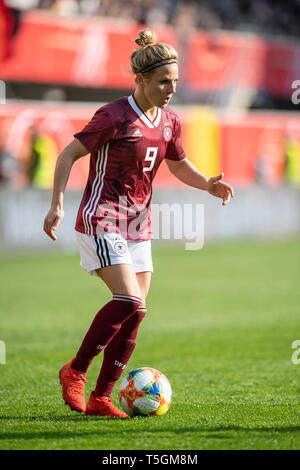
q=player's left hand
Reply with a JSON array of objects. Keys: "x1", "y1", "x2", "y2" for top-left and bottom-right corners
[{"x1": 207, "y1": 173, "x2": 234, "y2": 206}]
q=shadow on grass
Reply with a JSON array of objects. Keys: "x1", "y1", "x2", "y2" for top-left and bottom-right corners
[
  {"x1": 0, "y1": 431, "x2": 232, "y2": 442},
  {"x1": 1, "y1": 415, "x2": 300, "y2": 442},
  {"x1": 0, "y1": 414, "x2": 124, "y2": 422}
]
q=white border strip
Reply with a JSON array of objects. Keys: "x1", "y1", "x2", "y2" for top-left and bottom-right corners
[
  {"x1": 153, "y1": 107, "x2": 161, "y2": 127},
  {"x1": 128, "y1": 95, "x2": 155, "y2": 129},
  {"x1": 82, "y1": 142, "x2": 109, "y2": 234},
  {"x1": 87, "y1": 142, "x2": 109, "y2": 232},
  {"x1": 82, "y1": 147, "x2": 103, "y2": 234}
]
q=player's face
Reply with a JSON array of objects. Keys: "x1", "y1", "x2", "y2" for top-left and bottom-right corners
[{"x1": 142, "y1": 63, "x2": 179, "y2": 108}]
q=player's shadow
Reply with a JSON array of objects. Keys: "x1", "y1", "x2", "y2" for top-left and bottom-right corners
[
  {"x1": 0, "y1": 414, "x2": 131, "y2": 424},
  {"x1": 1, "y1": 415, "x2": 300, "y2": 442},
  {"x1": 1, "y1": 426, "x2": 300, "y2": 442}
]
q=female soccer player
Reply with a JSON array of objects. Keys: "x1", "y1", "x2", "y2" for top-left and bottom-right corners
[{"x1": 43, "y1": 29, "x2": 234, "y2": 418}]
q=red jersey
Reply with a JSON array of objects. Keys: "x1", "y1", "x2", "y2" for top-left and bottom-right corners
[{"x1": 74, "y1": 95, "x2": 186, "y2": 240}]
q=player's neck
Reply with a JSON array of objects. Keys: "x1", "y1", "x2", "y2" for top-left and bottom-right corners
[{"x1": 133, "y1": 90, "x2": 157, "y2": 122}]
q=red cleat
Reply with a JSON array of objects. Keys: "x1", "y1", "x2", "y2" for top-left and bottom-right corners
[
  {"x1": 85, "y1": 392, "x2": 129, "y2": 418},
  {"x1": 59, "y1": 359, "x2": 87, "y2": 413}
]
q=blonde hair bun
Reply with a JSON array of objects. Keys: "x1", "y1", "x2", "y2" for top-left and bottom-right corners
[
  {"x1": 135, "y1": 29, "x2": 157, "y2": 48},
  {"x1": 131, "y1": 29, "x2": 178, "y2": 75}
]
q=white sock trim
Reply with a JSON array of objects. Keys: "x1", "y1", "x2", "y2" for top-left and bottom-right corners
[{"x1": 113, "y1": 294, "x2": 142, "y2": 304}]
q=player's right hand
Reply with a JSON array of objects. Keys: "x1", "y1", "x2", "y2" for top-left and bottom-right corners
[{"x1": 43, "y1": 207, "x2": 64, "y2": 241}]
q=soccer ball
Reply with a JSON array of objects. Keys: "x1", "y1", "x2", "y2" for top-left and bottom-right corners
[{"x1": 118, "y1": 367, "x2": 172, "y2": 417}]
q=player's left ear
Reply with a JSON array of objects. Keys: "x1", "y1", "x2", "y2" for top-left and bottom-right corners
[{"x1": 135, "y1": 73, "x2": 144, "y2": 86}]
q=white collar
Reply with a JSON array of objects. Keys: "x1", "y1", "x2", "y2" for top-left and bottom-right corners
[{"x1": 128, "y1": 95, "x2": 161, "y2": 129}]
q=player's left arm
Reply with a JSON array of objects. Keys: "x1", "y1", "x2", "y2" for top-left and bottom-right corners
[{"x1": 165, "y1": 157, "x2": 234, "y2": 206}]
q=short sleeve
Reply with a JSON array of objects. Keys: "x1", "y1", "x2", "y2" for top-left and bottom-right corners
[
  {"x1": 164, "y1": 117, "x2": 186, "y2": 161},
  {"x1": 74, "y1": 107, "x2": 115, "y2": 155}
]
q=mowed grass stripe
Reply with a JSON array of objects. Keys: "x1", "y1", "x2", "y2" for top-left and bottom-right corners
[{"x1": 0, "y1": 238, "x2": 299, "y2": 449}]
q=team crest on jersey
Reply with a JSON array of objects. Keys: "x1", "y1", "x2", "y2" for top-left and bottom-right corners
[
  {"x1": 112, "y1": 240, "x2": 127, "y2": 255},
  {"x1": 163, "y1": 126, "x2": 172, "y2": 142}
]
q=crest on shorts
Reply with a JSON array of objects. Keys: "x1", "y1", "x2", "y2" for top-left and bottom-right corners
[
  {"x1": 112, "y1": 240, "x2": 127, "y2": 255},
  {"x1": 163, "y1": 126, "x2": 172, "y2": 142}
]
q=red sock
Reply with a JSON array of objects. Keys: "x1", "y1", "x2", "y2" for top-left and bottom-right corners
[
  {"x1": 94, "y1": 306, "x2": 147, "y2": 397},
  {"x1": 71, "y1": 295, "x2": 142, "y2": 373}
]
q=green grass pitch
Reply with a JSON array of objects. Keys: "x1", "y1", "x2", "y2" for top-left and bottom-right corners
[{"x1": 0, "y1": 238, "x2": 299, "y2": 450}]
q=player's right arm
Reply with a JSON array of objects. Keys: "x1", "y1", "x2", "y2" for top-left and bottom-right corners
[{"x1": 43, "y1": 138, "x2": 88, "y2": 241}]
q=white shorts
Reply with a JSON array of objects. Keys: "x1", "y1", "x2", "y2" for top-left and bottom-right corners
[{"x1": 75, "y1": 231, "x2": 153, "y2": 276}]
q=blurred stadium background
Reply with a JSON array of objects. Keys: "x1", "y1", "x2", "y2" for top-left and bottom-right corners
[
  {"x1": 0, "y1": 0, "x2": 300, "y2": 253},
  {"x1": 1, "y1": 0, "x2": 300, "y2": 452}
]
